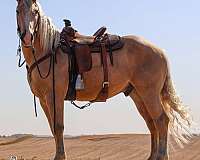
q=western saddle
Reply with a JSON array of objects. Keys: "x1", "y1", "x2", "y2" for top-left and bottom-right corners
[{"x1": 59, "y1": 19, "x2": 124, "y2": 102}]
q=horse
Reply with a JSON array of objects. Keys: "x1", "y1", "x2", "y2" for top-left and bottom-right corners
[{"x1": 16, "y1": 0, "x2": 192, "y2": 160}]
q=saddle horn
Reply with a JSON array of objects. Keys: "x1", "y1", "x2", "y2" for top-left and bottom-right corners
[{"x1": 63, "y1": 19, "x2": 72, "y2": 27}]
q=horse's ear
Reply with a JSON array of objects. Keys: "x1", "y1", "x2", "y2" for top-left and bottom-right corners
[{"x1": 32, "y1": 0, "x2": 36, "y2": 3}]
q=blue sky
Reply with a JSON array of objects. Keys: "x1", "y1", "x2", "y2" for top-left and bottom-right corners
[{"x1": 0, "y1": 0, "x2": 199, "y2": 136}]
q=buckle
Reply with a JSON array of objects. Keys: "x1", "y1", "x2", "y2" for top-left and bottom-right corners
[{"x1": 102, "y1": 81, "x2": 109, "y2": 88}]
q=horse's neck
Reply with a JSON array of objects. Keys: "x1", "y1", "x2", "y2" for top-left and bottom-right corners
[{"x1": 22, "y1": 36, "x2": 47, "y2": 66}]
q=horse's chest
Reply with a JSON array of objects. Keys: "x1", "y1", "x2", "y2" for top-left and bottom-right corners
[{"x1": 27, "y1": 73, "x2": 49, "y2": 97}]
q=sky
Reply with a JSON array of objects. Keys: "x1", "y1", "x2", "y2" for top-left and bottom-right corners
[{"x1": 0, "y1": 0, "x2": 200, "y2": 136}]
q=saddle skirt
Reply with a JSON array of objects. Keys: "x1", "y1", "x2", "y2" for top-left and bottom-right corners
[{"x1": 74, "y1": 34, "x2": 124, "y2": 73}]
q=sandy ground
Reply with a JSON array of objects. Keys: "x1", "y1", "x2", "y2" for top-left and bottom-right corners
[{"x1": 0, "y1": 134, "x2": 200, "y2": 160}]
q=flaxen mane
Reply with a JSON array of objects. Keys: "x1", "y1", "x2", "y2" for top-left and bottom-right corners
[{"x1": 36, "y1": 2, "x2": 60, "y2": 53}]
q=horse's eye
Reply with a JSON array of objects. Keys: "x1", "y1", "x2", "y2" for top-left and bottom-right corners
[{"x1": 32, "y1": 10, "x2": 38, "y2": 16}]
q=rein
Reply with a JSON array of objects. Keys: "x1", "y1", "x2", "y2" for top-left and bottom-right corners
[
  {"x1": 16, "y1": 4, "x2": 57, "y2": 133},
  {"x1": 17, "y1": 39, "x2": 25, "y2": 67},
  {"x1": 27, "y1": 52, "x2": 52, "y2": 80}
]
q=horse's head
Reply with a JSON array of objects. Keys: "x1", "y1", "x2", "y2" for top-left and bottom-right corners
[{"x1": 16, "y1": 0, "x2": 40, "y2": 45}]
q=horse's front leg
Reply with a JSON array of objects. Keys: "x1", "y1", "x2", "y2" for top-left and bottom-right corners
[{"x1": 46, "y1": 93, "x2": 66, "y2": 160}]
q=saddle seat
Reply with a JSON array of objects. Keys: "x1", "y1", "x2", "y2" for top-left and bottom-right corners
[
  {"x1": 73, "y1": 35, "x2": 95, "y2": 44},
  {"x1": 73, "y1": 26, "x2": 107, "y2": 44}
]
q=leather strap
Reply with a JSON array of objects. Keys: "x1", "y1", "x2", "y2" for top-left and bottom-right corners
[
  {"x1": 124, "y1": 83, "x2": 134, "y2": 96},
  {"x1": 27, "y1": 53, "x2": 52, "y2": 79},
  {"x1": 94, "y1": 42, "x2": 109, "y2": 102}
]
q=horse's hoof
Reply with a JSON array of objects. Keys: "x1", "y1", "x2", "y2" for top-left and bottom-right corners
[
  {"x1": 156, "y1": 155, "x2": 169, "y2": 160},
  {"x1": 147, "y1": 155, "x2": 157, "y2": 160},
  {"x1": 54, "y1": 154, "x2": 66, "y2": 160}
]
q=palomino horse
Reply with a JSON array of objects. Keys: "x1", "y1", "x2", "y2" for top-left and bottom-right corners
[{"x1": 16, "y1": 0, "x2": 192, "y2": 160}]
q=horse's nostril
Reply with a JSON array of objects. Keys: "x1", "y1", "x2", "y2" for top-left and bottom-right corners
[
  {"x1": 16, "y1": 9, "x2": 19, "y2": 15},
  {"x1": 18, "y1": 29, "x2": 26, "y2": 43}
]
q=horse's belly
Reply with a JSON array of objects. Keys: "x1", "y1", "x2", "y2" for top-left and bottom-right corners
[{"x1": 76, "y1": 53, "x2": 129, "y2": 101}]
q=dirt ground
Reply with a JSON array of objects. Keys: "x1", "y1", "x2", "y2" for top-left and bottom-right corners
[{"x1": 0, "y1": 134, "x2": 199, "y2": 160}]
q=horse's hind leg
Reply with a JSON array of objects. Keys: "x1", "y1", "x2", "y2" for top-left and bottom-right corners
[
  {"x1": 129, "y1": 91, "x2": 158, "y2": 160},
  {"x1": 155, "y1": 111, "x2": 169, "y2": 160},
  {"x1": 141, "y1": 90, "x2": 169, "y2": 160}
]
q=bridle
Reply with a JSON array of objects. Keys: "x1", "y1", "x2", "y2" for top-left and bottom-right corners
[
  {"x1": 16, "y1": 2, "x2": 40, "y2": 47},
  {"x1": 16, "y1": 2, "x2": 41, "y2": 68},
  {"x1": 16, "y1": 3, "x2": 52, "y2": 80}
]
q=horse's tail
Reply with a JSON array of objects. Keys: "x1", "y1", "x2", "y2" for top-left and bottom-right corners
[{"x1": 161, "y1": 59, "x2": 193, "y2": 147}]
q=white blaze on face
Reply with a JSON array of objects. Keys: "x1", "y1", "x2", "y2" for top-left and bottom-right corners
[{"x1": 29, "y1": 19, "x2": 35, "y2": 34}]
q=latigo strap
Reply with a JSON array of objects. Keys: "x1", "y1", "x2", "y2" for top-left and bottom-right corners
[{"x1": 94, "y1": 42, "x2": 109, "y2": 102}]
